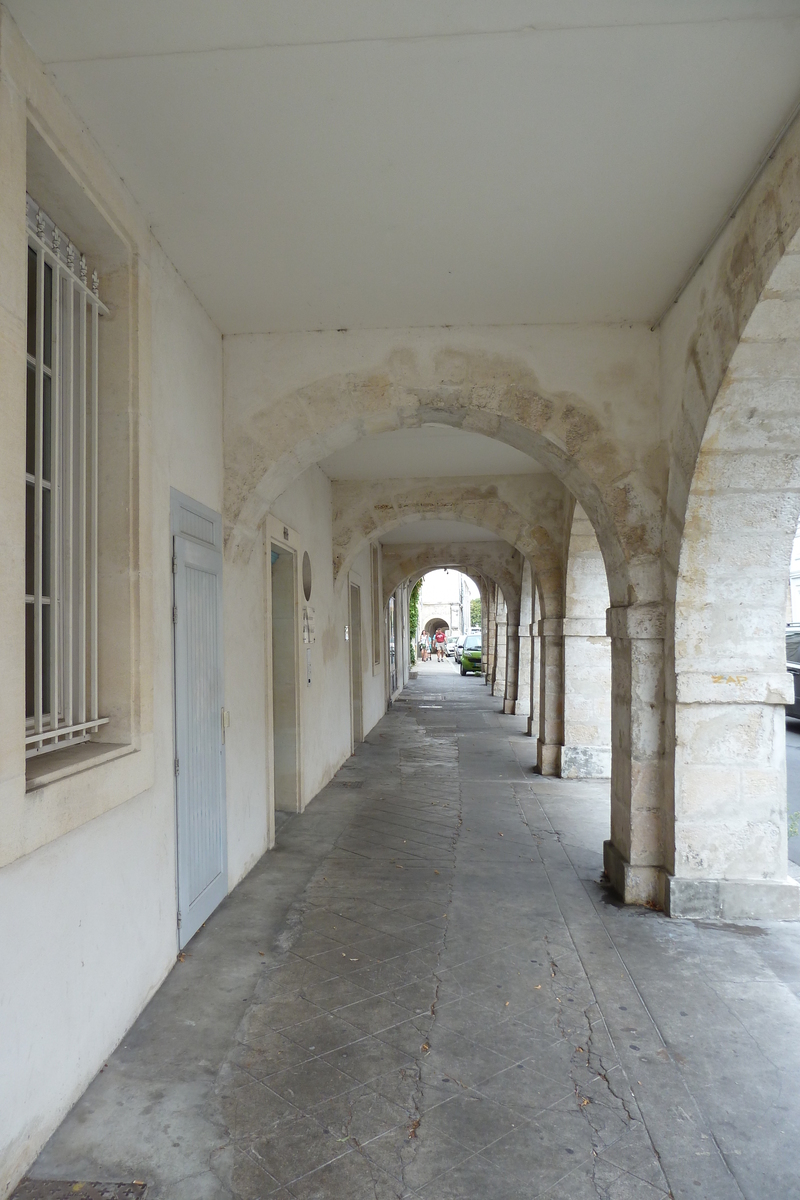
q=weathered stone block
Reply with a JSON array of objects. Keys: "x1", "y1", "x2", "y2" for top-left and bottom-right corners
[
  {"x1": 603, "y1": 840, "x2": 664, "y2": 906},
  {"x1": 666, "y1": 875, "x2": 800, "y2": 920},
  {"x1": 560, "y1": 744, "x2": 611, "y2": 779}
]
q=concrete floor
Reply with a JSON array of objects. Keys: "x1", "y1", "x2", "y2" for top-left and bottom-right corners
[{"x1": 20, "y1": 662, "x2": 800, "y2": 1200}]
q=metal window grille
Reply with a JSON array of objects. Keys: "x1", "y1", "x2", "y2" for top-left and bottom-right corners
[{"x1": 25, "y1": 195, "x2": 109, "y2": 757}]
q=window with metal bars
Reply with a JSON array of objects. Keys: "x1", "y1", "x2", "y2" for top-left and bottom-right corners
[{"x1": 25, "y1": 195, "x2": 109, "y2": 757}]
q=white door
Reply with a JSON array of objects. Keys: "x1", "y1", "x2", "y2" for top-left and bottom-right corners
[{"x1": 172, "y1": 491, "x2": 227, "y2": 948}]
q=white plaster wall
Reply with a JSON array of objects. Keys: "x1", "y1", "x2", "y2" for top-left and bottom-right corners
[
  {"x1": 352, "y1": 543, "x2": 386, "y2": 737},
  {"x1": 150, "y1": 240, "x2": 269, "y2": 890},
  {"x1": 270, "y1": 466, "x2": 355, "y2": 805},
  {"x1": 0, "y1": 787, "x2": 176, "y2": 1196},
  {"x1": 0, "y1": 238, "x2": 224, "y2": 1195},
  {"x1": 224, "y1": 542, "x2": 269, "y2": 883}
]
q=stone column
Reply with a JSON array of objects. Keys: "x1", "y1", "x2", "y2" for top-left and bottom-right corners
[
  {"x1": 536, "y1": 618, "x2": 564, "y2": 774},
  {"x1": 603, "y1": 604, "x2": 665, "y2": 906},
  {"x1": 527, "y1": 591, "x2": 541, "y2": 738},
  {"x1": 516, "y1": 624, "x2": 532, "y2": 718},
  {"x1": 560, "y1": 618, "x2": 611, "y2": 778},
  {"x1": 479, "y1": 579, "x2": 490, "y2": 677},
  {"x1": 485, "y1": 583, "x2": 497, "y2": 687},
  {"x1": 670, "y1": 670, "x2": 800, "y2": 919},
  {"x1": 503, "y1": 609, "x2": 521, "y2": 715},
  {"x1": 493, "y1": 617, "x2": 507, "y2": 699}
]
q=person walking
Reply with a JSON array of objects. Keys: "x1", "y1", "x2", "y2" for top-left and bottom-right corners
[{"x1": 434, "y1": 627, "x2": 446, "y2": 661}]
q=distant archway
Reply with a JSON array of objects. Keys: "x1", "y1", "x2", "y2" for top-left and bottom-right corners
[{"x1": 423, "y1": 617, "x2": 450, "y2": 635}]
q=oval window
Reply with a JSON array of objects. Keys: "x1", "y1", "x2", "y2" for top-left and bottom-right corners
[{"x1": 302, "y1": 551, "x2": 312, "y2": 601}]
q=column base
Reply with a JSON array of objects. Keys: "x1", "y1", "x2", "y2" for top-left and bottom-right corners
[
  {"x1": 603, "y1": 840, "x2": 664, "y2": 907},
  {"x1": 526, "y1": 715, "x2": 534, "y2": 738},
  {"x1": 536, "y1": 740, "x2": 562, "y2": 776},
  {"x1": 492, "y1": 682, "x2": 505, "y2": 698},
  {"x1": 666, "y1": 875, "x2": 800, "y2": 921},
  {"x1": 560, "y1": 744, "x2": 611, "y2": 779},
  {"x1": 502, "y1": 698, "x2": 517, "y2": 714}
]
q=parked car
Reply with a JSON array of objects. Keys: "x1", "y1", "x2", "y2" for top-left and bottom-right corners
[
  {"x1": 460, "y1": 633, "x2": 482, "y2": 675},
  {"x1": 454, "y1": 634, "x2": 466, "y2": 663},
  {"x1": 787, "y1": 626, "x2": 800, "y2": 717},
  {"x1": 445, "y1": 634, "x2": 457, "y2": 657}
]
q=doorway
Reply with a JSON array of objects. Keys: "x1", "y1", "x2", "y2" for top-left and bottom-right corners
[
  {"x1": 350, "y1": 582, "x2": 363, "y2": 746},
  {"x1": 387, "y1": 595, "x2": 397, "y2": 695},
  {"x1": 171, "y1": 490, "x2": 227, "y2": 949},
  {"x1": 271, "y1": 542, "x2": 300, "y2": 812}
]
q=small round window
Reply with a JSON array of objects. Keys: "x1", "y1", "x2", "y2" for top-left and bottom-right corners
[{"x1": 302, "y1": 551, "x2": 312, "y2": 601}]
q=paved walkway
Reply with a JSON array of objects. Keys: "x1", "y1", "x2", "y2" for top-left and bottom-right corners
[{"x1": 22, "y1": 665, "x2": 800, "y2": 1199}]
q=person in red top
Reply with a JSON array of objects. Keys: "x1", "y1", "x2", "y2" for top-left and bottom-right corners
[{"x1": 434, "y1": 627, "x2": 446, "y2": 661}]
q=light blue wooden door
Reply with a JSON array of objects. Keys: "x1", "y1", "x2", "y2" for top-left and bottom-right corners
[{"x1": 173, "y1": 499, "x2": 227, "y2": 948}]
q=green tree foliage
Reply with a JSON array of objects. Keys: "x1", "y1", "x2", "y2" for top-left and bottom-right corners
[{"x1": 470, "y1": 597, "x2": 482, "y2": 627}]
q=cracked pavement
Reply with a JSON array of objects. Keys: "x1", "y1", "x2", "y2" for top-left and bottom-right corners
[{"x1": 20, "y1": 664, "x2": 800, "y2": 1199}]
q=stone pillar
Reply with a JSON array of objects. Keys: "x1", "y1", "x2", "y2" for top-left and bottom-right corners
[
  {"x1": 517, "y1": 564, "x2": 533, "y2": 718},
  {"x1": 536, "y1": 618, "x2": 564, "y2": 774},
  {"x1": 527, "y1": 591, "x2": 541, "y2": 738},
  {"x1": 603, "y1": 604, "x2": 665, "y2": 906},
  {"x1": 493, "y1": 616, "x2": 507, "y2": 699},
  {"x1": 670, "y1": 670, "x2": 800, "y2": 919},
  {"x1": 560, "y1": 618, "x2": 611, "y2": 778},
  {"x1": 485, "y1": 583, "x2": 497, "y2": 687},
  {"x1": 503, "y1": 610, "x2": 521, "y2": 715},
  {"x1": 479, "y1": 579, "x2": 489, "y2": 677},
  {"x1": 516, "y1": 624, "x2": 532, "y2": 718}
]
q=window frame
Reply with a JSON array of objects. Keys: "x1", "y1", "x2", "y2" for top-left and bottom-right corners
[{"x1": 25, "y1": 195, "x2": 110, "y2": 758}]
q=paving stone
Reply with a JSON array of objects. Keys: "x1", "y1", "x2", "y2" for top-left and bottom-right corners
[{"x1": 21, "y1": 668, "x2": 800, "y2": 1200}]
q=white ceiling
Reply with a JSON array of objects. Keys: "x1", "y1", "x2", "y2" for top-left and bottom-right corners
[
  {"x1": 320, "y1": 425, "x2": 541, "y2": 480},
  {"x1": 379, "y1": 520, "x2": 502, "y2": 545},
  {"x1": 11, "y1": 1, "x2": 800, "y2": 333}
]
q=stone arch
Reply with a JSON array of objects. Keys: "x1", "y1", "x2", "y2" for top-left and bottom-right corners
[
  {"x1": 381, "y1": 540, "x2": 524, "y2": 618},
  {"x1": 331, "y1": 477, "x2": 564, "y2": 619},
  {"x1": 671, "y1": 225, "x2": 800, "y2": 920},
  {"x1": 225, "y1": 350, "x2": 660, "y2": 608},
  {"x1": 664, "y1": 113, "x2": 800, "y2": 601}
]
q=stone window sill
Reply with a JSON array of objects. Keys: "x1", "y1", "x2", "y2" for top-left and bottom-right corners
[{"x1": 26, "y1": 741, "x2": 134, "y2": 791}]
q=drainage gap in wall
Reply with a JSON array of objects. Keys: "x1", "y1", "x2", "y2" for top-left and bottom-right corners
[
  {"x1": 331, "y1": 780, "x2": 364, "y2": 788},
  {"x1": 11, "y1": 1184, "x2": 147, "y2": 1200}
]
